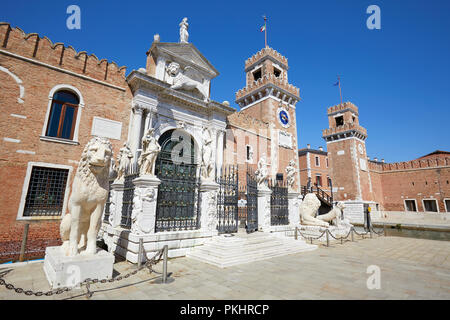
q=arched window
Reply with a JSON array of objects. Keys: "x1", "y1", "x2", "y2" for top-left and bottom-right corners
[{"x1": 46, "y1": 90, "x2": 80, "y2": 140}]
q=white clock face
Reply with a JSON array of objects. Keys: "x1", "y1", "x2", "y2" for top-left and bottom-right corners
[{"x1": 358, "y1": 143, "x2": 364, "y2": 155}]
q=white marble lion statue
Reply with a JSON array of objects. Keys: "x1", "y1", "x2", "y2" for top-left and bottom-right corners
[
  {"x1": 316, "y1": 201, "x2": 351, "y2": 227},
  {"x1": 299, "y1": 193, "x2": 329, "y2": 227},
  {"x1": 60, "y1": 136, "x2": 113, "y2": 256},
  {"x1": 167, "y1": 62, "x2": 209, "y2": 101}
]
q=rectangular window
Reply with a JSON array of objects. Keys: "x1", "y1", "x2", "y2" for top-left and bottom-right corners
[
  {"x1": 423, "y1": 199, "x2": 438, "y2": 212},
  {"x1": 326, "y1": 157, "x2": 329, "y2": 167},
  {"x1": 46, "y1": 101, "x2": 78, "y2": 140},
  {"x1": 405, "y1": 200, "x2": 417, "y2": 212},
  {"x1": 23, "y1": 166, "x2": 69, "y2": 217},
  {"x1": 315, "y1": 156, "x2": 320, "y2": 167},
  {"x1": 327, "y1": 176, "x2": 332, "y2": 187},
  {"x1": 335, "y1": 116, "x2": 344, "y2": 127},
  {"x1": 316, "y1": 175, "x2": 322, "y2": 187}
]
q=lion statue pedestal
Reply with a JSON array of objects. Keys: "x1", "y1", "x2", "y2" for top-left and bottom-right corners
[{"x1": 44, "y1": 137, "x2": 115, "y2": 288}]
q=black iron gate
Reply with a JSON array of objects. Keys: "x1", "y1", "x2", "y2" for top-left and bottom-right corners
[
  {"x1": 154, "y1": 154, "x2": 200, "y2": 232},
  {"x1": 269, "y1": 179, "x2": 289, "y2": 226},
  {"x1": 121, "y1": 170, "x2": 138, "y2": 229},
  {"x1": 216, "y1": 166, "x2": 239, "y2": 233},
  {"x1": 246, "y1": 169, "x2": 258, "y2": 233}
]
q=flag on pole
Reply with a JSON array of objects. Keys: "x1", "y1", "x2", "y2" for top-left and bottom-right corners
[
  {"x1": 260, "y1": 24, "x2": 266, "y2": 32},
  {"x1": 333, "y1": 80, "x2": 339, "y2": 86}
]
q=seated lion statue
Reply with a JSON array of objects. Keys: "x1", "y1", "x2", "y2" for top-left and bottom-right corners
[{"x1": 60, "y1": 136, "x2": 113, "y2": 256}]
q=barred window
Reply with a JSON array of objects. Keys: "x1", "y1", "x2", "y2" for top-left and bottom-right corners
[{"x1": 23, "y1": 166, "x2": 69, "y2": 217}]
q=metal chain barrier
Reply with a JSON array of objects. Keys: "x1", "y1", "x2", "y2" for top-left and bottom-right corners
[
  {"x1": 295, "y1": 224, "x2": 384, "y2": 247},
  {"x1": 0, "y1": 247, "x2": 166, "y2": 299}
]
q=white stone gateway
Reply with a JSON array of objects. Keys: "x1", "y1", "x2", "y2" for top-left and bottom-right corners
[{"x1": 44, "y1": 137, "x2": 115, "y2": 288}]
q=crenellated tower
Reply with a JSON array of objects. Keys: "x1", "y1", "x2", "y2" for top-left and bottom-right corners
[
  {"x1": 322, "y1": 102, "x2": 374, "y2": 204},
  {"x1": 234, "y1": 47, "x2": 301, "y2": 188}
]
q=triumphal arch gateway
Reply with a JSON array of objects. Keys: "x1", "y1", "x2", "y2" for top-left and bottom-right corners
[{"x1": 100, "y1": 19, "x2": 326, "y2": 263}]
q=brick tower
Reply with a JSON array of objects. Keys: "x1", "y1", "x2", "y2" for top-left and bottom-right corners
[
  {"x1": 322, "y1": 102, "x2": 375, "y2": 220},
  {"x1": 235, "y1": 47, "x2": 301, "y2": 188}
]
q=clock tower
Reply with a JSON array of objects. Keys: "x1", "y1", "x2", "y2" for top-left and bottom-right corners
[{"x1": 235, "y1": 47, "x2": 301, "y2": 188}]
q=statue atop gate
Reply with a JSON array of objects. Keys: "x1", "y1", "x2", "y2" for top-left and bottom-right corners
[
  {"x1": 138, "y1": 128, "x2": 161, "y2": 177},
  {"x1": 201, "y1": 127, "x2": 214, "y2": 181}
]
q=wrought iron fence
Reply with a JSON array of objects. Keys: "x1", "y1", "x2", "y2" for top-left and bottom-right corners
[
  {"x1": 246, "y1": 168, "x2": 258, "y2": 233},
  {"x1": 103, "y1": 179, "x2": 114, "y2": 223},
  {"x1": 216, "y1": 165, "x2": 239, "y2": 234},
  {"x1": 120, "y1": 164, "x2": 139, "y2": 229},
  {"x1": 269, "y1": 179, "x2": 289, "y2": 226}
]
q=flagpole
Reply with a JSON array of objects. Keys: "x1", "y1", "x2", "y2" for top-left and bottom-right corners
[
  {"x1": 264, "y1": 15, "x2": 267, "y2": 47},
  {"x1": 337, "y1": 75, "x2": 343, "y2": 105}
]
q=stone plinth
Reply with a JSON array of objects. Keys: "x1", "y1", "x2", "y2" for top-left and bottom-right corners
[
  {"x1": 288, "y1": 191, "x2": 300, "y2": 226},
  {"x1": 108, "y1": 181, "x2": 124, "y2": 228},
  {"x1": 199, "y1": 180, "x2": 220, "y2": 232},
  {"x1": 43, "y1": 246, "x2": 114, "y2": 289},
  {"x1": 257, "y1": 187, "x2": 272, "y2": 231},
  {"x1": 130, "y1": 175, "x2": 161, "y2": 235}
]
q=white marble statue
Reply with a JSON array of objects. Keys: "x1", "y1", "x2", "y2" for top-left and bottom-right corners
[
  {"x1": 255, "y1": 155, "x2": 269, "y2": 189},
  {"x1": 317, "y1": 202, "x2": 352, "y2": 228},
  {"x1": 60, "y1": 137, "x2": 113, "y2": 256},
  {"x1": 201, "y1": 127, "x2": 214, "y2": 181},
  {"x1": 179, "y1": 17, "x2": 189, "y2": 43},
  {"x1": 138, "y1": 128, "x2": 161, "y2": 177},
  {"x1": 285, "y1": 159, "x2": 296, "y2": 191},
  {"x1": 166, "y1": 62, "x2": 209, "y2": 101},
  {"x1": 131, "y1": 188, "x2": 157, "y2": 235},
  {"x1": 299, "y1": 193, "x2": 329, "y2": 227},
  {"x1": 115, "y1": 142, "x2": 133, "y2": 182}
]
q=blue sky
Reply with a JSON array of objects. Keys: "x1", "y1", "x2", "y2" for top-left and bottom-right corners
[{"x1": 1, "y1": 0, "x2": 449, "y2": 162}]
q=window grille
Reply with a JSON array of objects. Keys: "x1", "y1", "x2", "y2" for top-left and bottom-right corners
[{"x1": 23, "y1": 166, "x2": 69, "y2": 217}]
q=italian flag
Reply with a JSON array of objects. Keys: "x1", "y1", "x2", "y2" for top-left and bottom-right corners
[{"x1": 260, "y1": 24, "x2": 266, "y2": 32}]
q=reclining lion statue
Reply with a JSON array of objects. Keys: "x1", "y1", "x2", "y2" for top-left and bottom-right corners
[
  {"x1": 60, "y1": 136, "x2": 113, "y2": 256},
  {"x1": 299, "y1": 193, "x2": 329, "y2": 227}
]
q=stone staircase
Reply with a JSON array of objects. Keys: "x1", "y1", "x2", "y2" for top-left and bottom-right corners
[{"x1": 185, "y1": 230, "x2": 317, "y2": 268}]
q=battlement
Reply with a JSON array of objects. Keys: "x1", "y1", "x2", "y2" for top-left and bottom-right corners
[
  {"x1": 245, "y1": 47, "x2": 288, "y2": 70},
  {"x1": 322, "y1": 122, "x2": 367, "y2": 138},
  {"x1": 235, "y1": 72, "x2": 299, "y2": 101},
  {"x1": 368, "y1": 157, "x2": 450, "y2": 172},
  {"x1": 327, "y1": 102, "x2": 359, "y2": 115},
  {"x1": 0, "y1": 22, "x2": 127, "y2": 87}
]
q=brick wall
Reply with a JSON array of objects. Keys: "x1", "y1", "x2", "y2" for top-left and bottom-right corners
[{"x1": 0, "y1": 23, "x2": 133, "y2": 262}]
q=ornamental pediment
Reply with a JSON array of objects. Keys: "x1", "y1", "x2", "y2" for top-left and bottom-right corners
[{"x1": 149, "y1": 43, "x2": 219, "y2": 79}]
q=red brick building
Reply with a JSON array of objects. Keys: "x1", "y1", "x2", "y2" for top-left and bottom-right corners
[{"x1": 0, "y1": 23, "x2": 132, "y2": 262}]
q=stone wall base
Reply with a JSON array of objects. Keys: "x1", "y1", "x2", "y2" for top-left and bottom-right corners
[{"x1": 100, "y1": 224, "x2": 218, "y2": 263}]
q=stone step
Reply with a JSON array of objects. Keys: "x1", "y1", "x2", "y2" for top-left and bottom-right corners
[{"x1": 186, "y1": 232, "x2": 317, "y2": 268}]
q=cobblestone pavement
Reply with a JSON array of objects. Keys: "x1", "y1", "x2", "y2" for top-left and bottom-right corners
[{"x1": 0, "y1": 236, "x2": 449, "y2": 300}]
